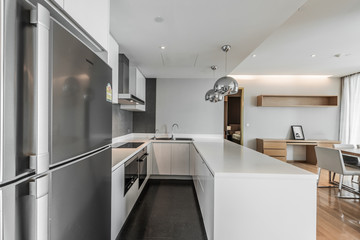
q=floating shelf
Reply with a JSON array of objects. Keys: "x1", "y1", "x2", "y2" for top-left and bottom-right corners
[{"x1": 257, "y1": 95, "x2": 338, "y2": 107}]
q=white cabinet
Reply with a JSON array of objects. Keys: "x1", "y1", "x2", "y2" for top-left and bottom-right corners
[
  {"x1": 108, "y1": 35, "x2": 119, "y2": 103},
  {"x1": 120, "y1": 67, "x2": 146, "y2": 111},
  {"x1": 63, "y1": 0, "x2": 109, "y2": 50},
  {"x1": 190, "y1": 144, "x2": 196, "y2": 177},
  {"x1": 111, "y1": 164, "x2": 126, "y2": 240},
  {"x1": 152, "y1": 143, "x2": 171, "y2": 175},
  {"x1": 171, "y1": 143, "x2": 190, "y2": 175},
  {"x1": 152, "y1": 143, "x2": 190, "y2": 175},
  {"x1": 51, "y1": 0, "x2": 64, "y2": 8},
  {"x1": 193, "y1": 146, "x2": 214, "y2": 240},
  {"x1": 135, "y1": 68, "x2": 146, "y2": 102}
]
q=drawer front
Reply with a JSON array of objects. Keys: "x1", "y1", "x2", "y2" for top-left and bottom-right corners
[
  {"x1": 263, "y1": 141, "x2": 286, "y2": 149},
  {"x1": 274, "y1": 156, "x2": 287, "y2": 162},
  {"x1": 264, "y1": 149, "x2": 286, "y2": 157}
]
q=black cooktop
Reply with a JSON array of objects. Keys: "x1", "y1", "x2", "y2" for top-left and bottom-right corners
[{"x1": 117, "y1": 142, "x2": 144, "y2": 149}]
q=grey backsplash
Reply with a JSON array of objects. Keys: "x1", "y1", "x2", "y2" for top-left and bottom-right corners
[
  {"x1": 112, "y1": 78, "x2": 156, "y2": 137},
  {"x1": 133, "y1": 78, "x2": 156, "y2": 133},
  {"x1": 112, "y1": 105, "x2": 133, "y2": 138}
]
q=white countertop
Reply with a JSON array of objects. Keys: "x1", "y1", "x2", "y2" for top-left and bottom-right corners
[
  {"x1": 112, "y1": 134, "x2": 315, "y2": 179},
  {"x1": 194, "y1": 139, "x2": 315, "y2": 178}
]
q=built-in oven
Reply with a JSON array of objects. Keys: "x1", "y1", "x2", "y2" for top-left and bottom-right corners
[
  {"x1": 124, "y1": 154, "x2": 139, "y2": 196},
  {"x1": 138, "y1": 147, "x2": 148, "y2": 189}
]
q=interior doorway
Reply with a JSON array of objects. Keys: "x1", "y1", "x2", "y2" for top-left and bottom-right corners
[{"x1": 224, "y1": 88, "x2": 244, "y2": 145}]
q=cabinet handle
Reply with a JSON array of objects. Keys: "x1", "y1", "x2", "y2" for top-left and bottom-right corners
[{"x1": 0, "y1": 189, "x2": 2, "y2": 240}]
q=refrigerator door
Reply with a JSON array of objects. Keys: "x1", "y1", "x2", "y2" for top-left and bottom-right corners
[
  {"x1": 1, "y1": 0, "x2": 37, "y2": 184},
  {"x1": 51, "y1": 21, "x2": 112, "y2": 166},
  {"x1": 1, "y1": 174, "x2": 49, "y2": 240},
  {"x1": 49, "y1": 147, "x2": 111, "y2": 240}
]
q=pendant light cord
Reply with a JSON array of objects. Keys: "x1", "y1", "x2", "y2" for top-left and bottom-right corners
[{"x1": 225, "y1": 51, "x2": 227, "y2": 74}]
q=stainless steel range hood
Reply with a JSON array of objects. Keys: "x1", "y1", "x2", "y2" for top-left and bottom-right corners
[
  {"x1": 118, "y1": 93, "x2": 145, "y2": 105},
  {"x1": 118, "y1": 54, "x2": 145, "y2": 105}
]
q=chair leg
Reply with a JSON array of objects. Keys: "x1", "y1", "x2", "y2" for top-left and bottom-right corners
[
  {"x1": 338, "y1": 175, "x2": 344, "y2": 197},
  {"x1": 317, "y1": 168, "x2": 321, "y2": 186},
  {"x1": 332, "y1": 172, "x2": 336, "y2": 182}
]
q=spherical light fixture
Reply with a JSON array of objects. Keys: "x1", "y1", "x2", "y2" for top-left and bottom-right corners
[{"x1": 213, "y1": 45, "x2": 238, "y2": 95}]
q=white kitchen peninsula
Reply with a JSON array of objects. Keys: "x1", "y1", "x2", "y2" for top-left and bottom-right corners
[{"x1": 192, "y1": 140, "x2": 316, "y2": 240}]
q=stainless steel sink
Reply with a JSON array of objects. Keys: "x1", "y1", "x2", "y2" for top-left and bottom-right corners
[
  {"x1": 174, "y1": 137, "x2": 194, "y2": 141},
  {"x1": 150, "y1": 137, "x2": 194, "y2": 141}
]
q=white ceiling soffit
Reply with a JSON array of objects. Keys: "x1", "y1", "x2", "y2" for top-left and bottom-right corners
[
  {"x1": 232, "y1": 0, "x2": 360, "y2": 77},
  {"x1": 110, "y1": 0, "x2": 307, "y2": 78}
]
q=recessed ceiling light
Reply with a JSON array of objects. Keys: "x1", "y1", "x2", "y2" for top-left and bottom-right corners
[
  {"x1": 252, "y1": 54, "x2": 257, "y2": 58},
  {"x1": 160, "y1": 46, "x2": 166, "y2": 50},
  {"x1": 311, "y1": 54, "x2": 316, "y2": 58},
  {"x1": 154, "y1": 16, "x2": 164, "y2": 23}
]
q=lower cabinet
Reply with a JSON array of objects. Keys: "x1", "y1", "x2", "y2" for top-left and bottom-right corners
[
  {"x1": 111, "y1": 164, "x2": 126, "y2": 240},
  {"x1": 152, "y1": 142, "x2": 190, "y2": 175},
  {"x1": 193, "y1": 147, "x2": 214, "y2": 240}
]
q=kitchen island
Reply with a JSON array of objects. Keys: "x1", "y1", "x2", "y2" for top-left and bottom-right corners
[{"x1": 111, "y1": 135, "x2": 316, "y2": 240}]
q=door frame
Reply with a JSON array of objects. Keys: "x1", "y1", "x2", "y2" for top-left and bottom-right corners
[{"x1": 224, "y1": 87, "x2": 244, "y2": 145}]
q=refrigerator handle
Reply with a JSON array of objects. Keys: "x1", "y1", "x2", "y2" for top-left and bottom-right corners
[
  {"x1": 29, "y1": 4, "x2": 50, "y2": 174},
  {"x1": 30, "y1": 175, "x2": 49, "y2": 240},
  {"x1": 0, "y1": 189, "x2": 2, "y2": 240}
]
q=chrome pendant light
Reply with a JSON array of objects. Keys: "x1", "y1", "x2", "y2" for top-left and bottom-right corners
[
  {"x1": 214, "y1": 45, "x2": 238, "y2": 95},
  {"x1": 205, "y1": 65, "x2": 224, "y2": 102}
]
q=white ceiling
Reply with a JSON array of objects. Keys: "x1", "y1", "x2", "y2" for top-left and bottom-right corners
[
  {"x1": 110, "y1": 0, "x2": 307, "y2": 78},
  {"x1": 232, "y1": 0, "x2": 360, "y2": 77}
]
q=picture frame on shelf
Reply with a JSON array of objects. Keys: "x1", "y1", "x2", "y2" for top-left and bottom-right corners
[{"x1": 291, "y1": 125, "x2": 305, "y2": 140}]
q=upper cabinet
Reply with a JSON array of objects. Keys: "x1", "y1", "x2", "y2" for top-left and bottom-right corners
[
  {"x1": 120, "y1": 66, "x2": 146, "y2": 111},
  {"x1": 108, "y1": 35, "x2": 119, "y2": 104},
  {"x1": 52, "y1": 0, "x2": 64, "y2": 7},
  {"x1": 50, "y1": 0, "x2": 109, "y2": 51},
  {"x1": 118, "y1": 54, "x2": 146, "y2": 112}
]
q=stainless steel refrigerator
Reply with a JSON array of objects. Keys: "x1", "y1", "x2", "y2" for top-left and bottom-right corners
[{"x1": 0, "y1": 0, "x2": 112, "y2": 239}]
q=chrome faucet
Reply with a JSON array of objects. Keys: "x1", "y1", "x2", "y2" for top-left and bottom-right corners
[
  {"x1": 171, "y1": 123, "x2": 179, "y2": 140},
  {"x1": 154, "y1": 129, "x2": 159, "y2": 139}
]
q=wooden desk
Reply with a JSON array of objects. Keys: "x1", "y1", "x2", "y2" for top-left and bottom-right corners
[
  {"x1": 341, "y1": 149, "x2": 360, "y2": 158},
  {"x1": 256, "y1": 138, "x2": 340, "y2": 164}
]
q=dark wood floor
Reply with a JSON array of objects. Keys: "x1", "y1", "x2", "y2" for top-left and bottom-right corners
[
  {"x1": 119, "y1": 179, "x2": 207, "y2": 240},
  {"x1": 290, "y1": 162, "x2": 360, "y2": 240}
]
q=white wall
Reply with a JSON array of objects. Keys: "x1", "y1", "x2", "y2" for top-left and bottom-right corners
[
  {"x1": 156, "y1": 76, "x2": 341, "y2": 151},
  {"x1": 156, "y1": 78, "x2": 223, "y2": 134},
  {"x1": 236, "y1": 76, "x2": 341, "y2": 149}
]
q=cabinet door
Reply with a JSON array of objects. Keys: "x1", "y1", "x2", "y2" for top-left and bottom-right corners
[
  {"x1": 203, "y1": 166, "x2": 214, "y2": 240},
  {"x1": 63, "y1": 0, "x2": 109, "y2": 50},
  {"x1": 136, "y1": 68, "x2": 146, "y2": 101},
  {"x1": 190, "y1": 144, "x2": 196, "y2": 176},
  {"x1": 147, "y1": 143, "x2": 153, "y2": 176},
  {"x1": 194, "y1": 152, "x2": 204, "y2": 211},
  {"x1": 152, "y1": 143, "x2": 171, "y2": 175},
  {"x1": 51, "y1": 0, "x2": 64, "y2": 8},
  {"x1": 171, "y1": 143, "x2": 190, "y2": 175},
  {"x1": 111, "y1": 165, "x2": 126, "y2": 240},
  {"x1": 108, "y1": 35, "x2": 119, "y2": 103}
]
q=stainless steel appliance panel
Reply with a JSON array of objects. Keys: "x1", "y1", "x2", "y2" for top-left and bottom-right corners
[
  {"x1": 51, "y1": 21, "x2": 111, "y2": 165},
  {"x1": 1, "y1": 175, "x2": 44, "y2": 240},
  {"x1": 49, "y1": 147, "x2": 111, "y2": 240},
  {"x1": 1, "y1": 0, "x2": 36, "y2": 184}
]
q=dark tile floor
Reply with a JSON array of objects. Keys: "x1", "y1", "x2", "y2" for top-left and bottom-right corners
[{"x1": 118, "y1": 179, "x2": 207, "y2": 240}]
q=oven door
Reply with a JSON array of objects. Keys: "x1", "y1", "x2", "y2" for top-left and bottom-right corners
[
  {"x1": 138, "y1": 153, "x2": 148, "y2": 189},
  {"x1": 124, "y1": 156, "x2": 138, "y2": 196}
]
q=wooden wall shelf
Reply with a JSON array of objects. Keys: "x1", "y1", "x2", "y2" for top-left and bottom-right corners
[{"x1": 257, "y1": 95, "x2": 338, "y2": 107}]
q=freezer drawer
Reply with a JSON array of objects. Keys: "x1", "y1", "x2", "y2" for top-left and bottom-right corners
[
  {"x1": 51, "y1": 20, "x2": 112, "y2": 165},
  {"x1": 1, "y1": 174, "x2": 49, "y2": 240},
  {"x1": 49, "y1": 147, "x2": 111, "y2": 240}
]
